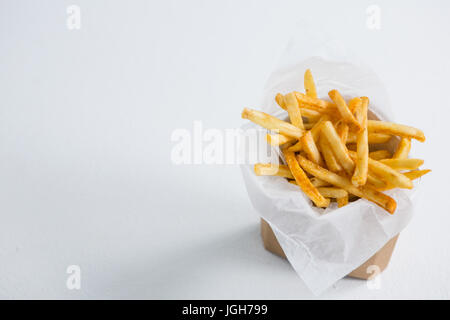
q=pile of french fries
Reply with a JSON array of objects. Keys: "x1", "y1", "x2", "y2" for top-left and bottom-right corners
[{"x1": 242, "y1": 69, "x2": 430, "y2": 214}]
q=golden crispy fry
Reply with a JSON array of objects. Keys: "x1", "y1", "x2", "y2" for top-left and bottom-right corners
[
  {"x1": 310, "y1": 177, "x2": 331, "y2": 187},
  {"x1": 367, "y1": 173, "x2": 388, "y2": 189},
  {"x1": 349, "y1": 151, "x2": 413, "y2": 189},
  {"x1": 290, "y1": 178, "x2": 331, "y2": 188},
  {"x1": 317, "y1": 187, "x2": 348, "y2": 199},
  {"x1": 352, "y1": 96, "x2": 369, "y2": 186},
  {"x1": 353, "y1": 97, "x2": 366, "y2": 125},
  {"x1": 393, "y1": 138, "x2": 411, "y2": 159},
  {"x1": 301, "y1": 131, "x2": 325, "y2": 166},
  {"x1": 380, "y1": 158, "x2": 424, "y2": 170},
  {"x1": 287, "y1": 115, "x2": 330, "y2": 152},
  {"x1": 304, "y1": 69, "x2": 317, "y2": 98},
  {"x1": 283, "y1": 149, "x2": 329, "y2": 207},
  {"x1": 275, "y1": 93, "x2": 286, "y2": 109},
  {"x1": 300, "y1": 108, "x2": 321, "y2": 122},
  {"x1": 337, "y1": 195, "x2": 349, "y2": 208},
  {"x1": 336, "y1": 121, "x2": 349, "y2": 144},
  {"x1": 369, "y1": 150, "x2": 392, "y2": 160},
  {"x1": 347, "y1": 132, "x2": 391, "y2": 144},
  {"x1": 321, "y1": 121, "x2": 355, "y2": 174},
  {"x1": 287, "y1": 140, "x2": 303, "y2": 152},
  {"x1": 310, "y1": 115, "x2": 331, "y2": 142},
  {"x1": 296, "y1": 155, "x2": 397, "y2": 214},
  {"x1": 319, "y1": 137, "x2": 343, "y2": 173},
  {"x1": 294, "y1": 91, "x2": 334, "y2": 112},
  {"x1": 368, "y1": 120, "x2": 425, "y2": 142},
  {"x1": 403, "y1": 169, "x2": 431, "y2": 180},
  {"x1": 348, "y1": 97, "x2": 362, "y2": 113},
  {"x1": 242, "y1": 108, "x2": 304, "y2": 139},
  {"x1": 285, "y1": 92, "x2": 304, "y2": 129},
  {"x1": 379, "y1": 169, "x2": 431, "y2": 191},
  {"x1": 328, "y1": 90, "x2": 362, "y2": 131},
  {"x1": 266, "y1": 133, "x2": 295, "y2": 146},
  {"x1": 254, "y1": 163, "x2": 294, "y2": 179}
]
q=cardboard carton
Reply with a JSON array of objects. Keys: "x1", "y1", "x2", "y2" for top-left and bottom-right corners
[{"x1": 260, "y1": 218, "x2": 399, "y2": 280}]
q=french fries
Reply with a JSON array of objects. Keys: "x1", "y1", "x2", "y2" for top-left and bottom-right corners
[
  {"x1": 351, "y1": 97, "x2": 369, "y2": 186},
  {"x1": 403, "y1": 169, "x2": 431, "y2": 180},
  {"x1": 380, "y1": 158, "x2": 424, "y2": 170},
  {"x1": 296, "y1": 155, "x2": 396, "y2": 214},
  {"x1": 328, "y1": 90, "x2": 362, "y2": 131},
  {"x1": 241, "y1": 69, "x2": 429, "y2": 214},
  {"x1": 300, "y1": 131, "x2": 324, "y2": 166},
  {"x1": 266, "y1": 133, "x2": 295, "y2": 146},
  {"x1": 368, "y1": 120, "x2": 425, "y2": 142},
  {"x1": 285, "y1": 92, "x2": 304, "y2": 129},
  {"x1": 393, "y1": 138, "x2": 411, "y2": 159},
  {"x1": 321, "y1": 121, "x2": 355, "y2": 175},
  {"x1": 319, "y1": 137, "x2": 343, "y2": 173},
  {"x1": 369, "y1": 150, "x2": 392, "y2": 160},
  {"x1": 294, "y1": 91, "x2": 334, "y2": 112},
  {"x1": 242, "y1": 108, "x2": 304, "y2": 139},
  {"x1": 349, "y1": 151, "x2": 413, "y2": 189},
  {"x1": 254, "y1": 164, "x2": 294, "y2": 179},
  {"x1": 304, "y1": 69, "x2": 317, "y2": 98},
  {"x1": 346, "y1": 132, "x2": 391, "y2": 144},
  {"x1": 337, "y1": 196, "x2": 349, "y2": 208},
  {"x1": 283, "y1": 149, "x2": 330, "y2": 208},
  {"x1": 317, "y1": 187, "x2": 348, "y2": 199}
]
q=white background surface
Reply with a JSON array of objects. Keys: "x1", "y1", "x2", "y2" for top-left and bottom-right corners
[{"x1": 0, "y1": 0, "x2": 449, "y2": 299}]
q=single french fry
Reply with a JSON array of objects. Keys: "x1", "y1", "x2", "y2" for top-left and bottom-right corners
[
  {"x1": 403, "y1": 169, "x2": 431, "y2": 180},
  {"x1": 285, "y1": 92, "x2": 304, "y2": 129},
  {"x1": 317, "y1": 187, "x2": 348, "y2": 199},
  {"x1": 393, "y1": 138, "x2": 411, "y2": 159},
  {"x1": 254, "y1": 163, "x2": 294, "y2": 179},
  {"x1": 337, "y1": 195, "x2": 349, "y2": 208},
  {"x1": 283, "y1": 149, "x2": 329, "y2": 207},
  {"x1": 242, "y1": 108, "x2": 304, "y2": 139},
  {"x1": 348, "y1": 97, "x2": 362, "y2": 113},
  {"x1": 310, "y1": 114, "x2": 331, "y2": 142},
  {"x1": 352, "y1": 96, "x2": 369, "y2": 186},
  {"x1": 349, "y1": 151, "x2": 413, "y2": 189},
  {"x1": 336, "y1": 121, "x2": 349, "y2": 144},
  {"x1": 310, "y1": 177, "x2": 331, "y2": 187},
  {"x1": 380, "y1": 158, "x2": 424, "y2": 170},
  {"x1": 368, "y1": 120, "x2": 425, "y2": 142},
  {"x1": 301, "y1": 131, "x2": 325, "y2": 166},
  {"x1": 321, "y1": 121, "x2": 355, "y2": 174},
  {"x1": 294, "y1": 91, "x2": 335, "y2": 112},
  {"x1": 300, "y1": 108, "x2": 321, "y2": 122},
  {"x1": 287, "y1": 140, "x2": 303, "y2": 152},
  {"x1": 275, "y1": 93, "x2": 286, "y2": 110},
  {"x1": 266, "y1": 133, "x2": 295, "y2": 146},
  {"x1": 347, "y1": 132, "x2": 391, "y2": 144},
  {"x1": 367, "y1": 173, "x2": 388, "y2": 189},
  {"x1": 353, "y1": 97, "x2": 366, "y2": 125},
  {"x1": 369, "y1": 150, "x2": 392, "y2": 160},
  {"x1": 319, "y1": 137, "x2": 343, "y2": 173},
  {"x1": 296, "y1": 155, "x2": 397, "y2": 214},
  {"x1": 287, "y1": 115, "x2": 330, "y2": 152},
  {"x1": 328, "y1": 90, "x2": 362, "y2": 131},
  {"x1": 379, "y1": 169, "x2": 431, "y2": 191},
  {"x1": 304, "y1": 69, "x2": 317, "y2": 98}
]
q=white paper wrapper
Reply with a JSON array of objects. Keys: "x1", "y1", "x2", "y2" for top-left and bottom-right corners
[{"x1": 240, "y1": 24, "x2": 421, "y2": 295}]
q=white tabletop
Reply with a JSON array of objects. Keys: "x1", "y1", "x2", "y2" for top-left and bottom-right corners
[{"x1": 0, "y1": 0, "x2": 448, "y2": 299}]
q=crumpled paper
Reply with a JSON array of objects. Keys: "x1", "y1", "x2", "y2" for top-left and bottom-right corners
[{"x1": 240, "y1": 24, "x2": 421, "y2": 295}]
